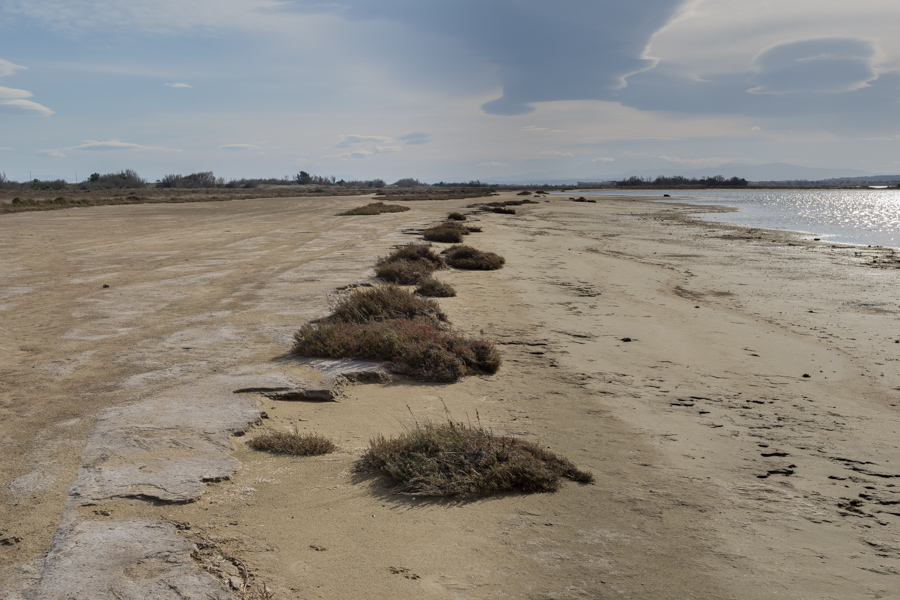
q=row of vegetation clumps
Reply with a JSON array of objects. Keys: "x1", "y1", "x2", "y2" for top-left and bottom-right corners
[
  {"x1": 250, "y1": 416, "x2": 594, "y2": 497},
  {"x1": 256, "y1": 204, "x2": 593, "y2": 497}
]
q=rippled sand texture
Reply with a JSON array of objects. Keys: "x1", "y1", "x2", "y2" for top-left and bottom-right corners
[{"x1": 2, "y1": 193, "x2": 899, "y2": 599}]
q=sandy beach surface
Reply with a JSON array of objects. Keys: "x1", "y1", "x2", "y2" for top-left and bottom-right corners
[{"x1": 2, "y1": 192, "x2": 899, "y2": 599}]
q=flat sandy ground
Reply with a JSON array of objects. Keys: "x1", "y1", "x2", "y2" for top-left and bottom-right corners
[{"x1": 2, "y1": 192, "x2": 899, "y2": 599}]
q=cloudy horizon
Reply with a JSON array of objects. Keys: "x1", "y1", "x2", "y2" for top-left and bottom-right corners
[{"x1": 2, "y1": 0, "x2": 899, "y2": 183}]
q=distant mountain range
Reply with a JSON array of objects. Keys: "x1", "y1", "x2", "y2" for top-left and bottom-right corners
[{"x1": 487, "y1": 162, "x2": 882, "y2": 185}]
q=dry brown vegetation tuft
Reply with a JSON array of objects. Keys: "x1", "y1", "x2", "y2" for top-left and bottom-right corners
[
  {"x1": 293, "y1": 318, "x2": 500, "y2": 382},
  {"x1": 415, "y1": 276, "x2": 457, "y2": 298},
  {"x1": 422, "y1": 224, "x2": 465, "y2": 243},
  {"x1": 338, "y1": 202, "x2": 411, "y2": 216},
  {"x1": 357, "y1": 420, "x2": 594, "y2": 496},
  {"x1": 374, "y1": 243, "x2": 445, "y2": 285},
  {"x1": 488, "y1": 206, "x2": 516, "y2": 215},
  {"x1": 249, "y1": 429, "x2": 336, "y2": 455},
  {"x1": 422, "y1": 220, "x2": 481, "y2": 243},
  {"x1": 447, "y1": 212, "x2": 466, "y2": 221},
  {"x1": 442, "y1": 245, "x2": 505, "y2": 270},
  {"x1": 293, "y1": 284, "x2": 499, "y2": 381},
  {"x1": 325, "y1": 284, "x2": 446, "y2": 325}
]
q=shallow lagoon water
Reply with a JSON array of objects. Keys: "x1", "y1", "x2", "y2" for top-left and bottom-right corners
[{"x1": 562, "y1": 189, "x2": 900, "y2": 248}]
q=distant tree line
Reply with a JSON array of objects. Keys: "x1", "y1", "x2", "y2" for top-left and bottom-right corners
[
  {"x1": 433, "y1": 180, "x2": 490, "y2": 187},
  {"x1": 616, "y1": 175, "x2": 749, "y2": 188}
]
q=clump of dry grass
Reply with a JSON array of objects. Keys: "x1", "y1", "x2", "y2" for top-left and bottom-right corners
[
  {"x1": 325, "y1": 284, "x2": 446, "y2": 325},
  {"x1": 423, "y1": 220, "x2": 482, "y2": 243},
  {"x1": 423, "y1": 223, "x2": 465, "y2": 243},
  {"x1": 374, "y1": 243, "x2": 445, "y2": 285},
  {"x1": 293, "y1": 318, "x2": 499, "y2": 381},
  {"x1": 488, "y1": 206, "x2": 516, "y2": 215},
  {"x1": 293, "y1": 284, "x2": 499, "y2": 381},
  {"x1": 442, "y1": 245, "x2": 505, "y2": 270},
  {"x1": 447, "y1": 212, "x2": 466, "y2": 221},
  {"x1": 374, "y1": 260, "x2": 433, "y2": 285},
  {"x1": 357, "y1": 420, "x2": 594, "y2": 496},
  {"x1": 415, "y1": 276, "x2": 456, "y2": 298},
  {"x1": 339, "y1": 202, "x2": 411, "y2": 216},
  {"x1": 249, "y1": 429, "x2": 336, "y2": 455}
]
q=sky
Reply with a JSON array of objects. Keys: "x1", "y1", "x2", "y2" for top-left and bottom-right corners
[{"x1": 2, "y1": 0, "x2": 900, "y2": 183}]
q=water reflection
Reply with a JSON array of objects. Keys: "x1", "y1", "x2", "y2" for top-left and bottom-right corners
[{"x1": 567, "y1": 189, "x2": 900, "y2": 248}]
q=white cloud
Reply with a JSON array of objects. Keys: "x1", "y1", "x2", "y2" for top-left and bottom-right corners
[
  {"x1": 0, "y1": 59, "x2": 26, "y2": 78},
  {"x1": 1, "y1": 99, "x2": 54, "y2": 116},
  {"x1": 165, "y1": 82, "x2": 192, "y2": 88},
  {"x1": 748, "y1": 38, "x2": 877, "y2": 95},
  {"x1": 592, "y1": 157, "x2": 615, "y2": 162},
  {"x1": 72, "y1": 139, "x2": 182, "y2": 152},
  {"x1": 541, "y1": 150, "x2": 575, "y2": 157},
  {"x1": 220, "y1": 143, "x2": 261, "y2": 150},
  {"x1": 2, "y1": 0, "x2": 290, "y2": 35},
  {"x1": 0, "y1": 58, "x2": 53, "y2": 116},
  {"x1": 335, "y1": 134, "x2": 392, "y2": 148},
  {"x1": 0, "y1": 85, "x2": 32, "y2": 99},
  {"x1": 659, "y1": 154, "x2": 737, "y2": 166},
  {"x1": 37, "y1": 148, "x2": 66, "y2": 157},
  {"x1": 38, "y1": 139, "x2": 183, "y2": 157},
  {"x1": 478, "y1": 162, "x2": 510, "y2": 168},
  {"x1": 397, "y1": 132, "x2": 430, "y2": 145},
  {"x1": 645, "y1": 0, "x2": 900, "y2": 77},
  {"x1": 331, "y1": 150, "x2": 372, "y2": 159}
]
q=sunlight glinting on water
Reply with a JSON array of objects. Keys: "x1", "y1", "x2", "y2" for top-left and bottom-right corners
[{"x1": 571, "y1": 189, "x2": 900, "y2": 248}]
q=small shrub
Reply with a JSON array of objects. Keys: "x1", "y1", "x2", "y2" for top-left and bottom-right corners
[
  {"x1": 357, "y1": 421, "x2": 594, "y2": 496},
  {"x1": 516, "y1": 191, "x2": 532, "y2": 196},
  {"x1": 423, "y1": 224, "x2": 464, "y2": 243},
  {"x1": 374, "y1": 244, "x2": 445, "y2": 285},
  {"x1": 415, "y1": 276, "x2": 456, "y2": 298},
  {"x1": 447, "y1": 212, "x2": 466, "y2": 221},
  {"x1": 374, "y1": 259, "x2": 433, "y2": 285},
  {"x1": 442, "y1": 245, "x2": 505, "y2": 270},
  {"x1": 423, "y1": 221, "x2": 478, "y2": 243},
  {"x1": 326, "y1": 284, "x2": 446, "y2": 325},
  {"x1": 249, "y1": 429, "x2": 335, "y2": 455},
  {"x1": 381, "y1": 243, "x2": 445, "y2": 268},
  {"x1": 488, "y1": 206, "x2": 515, "y2": 215},
  {"x1": 339, "y1": 202, "x2": 411, "y2": 216},
  {"x1": 293, "y1": 317, "x2": 499, "y2": 382}
]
